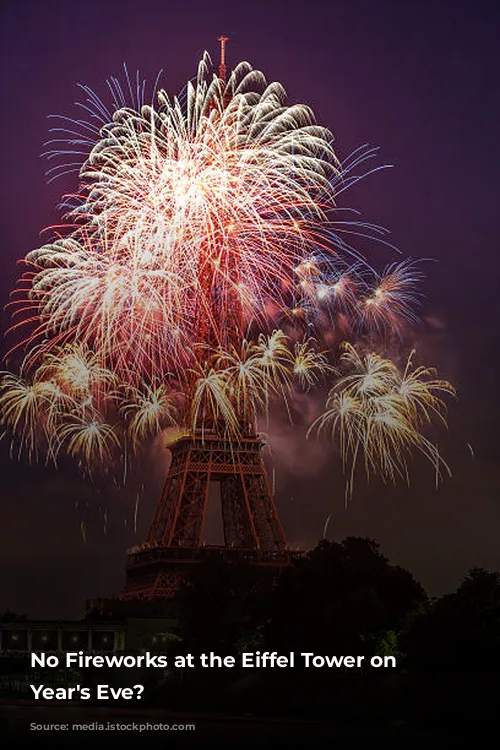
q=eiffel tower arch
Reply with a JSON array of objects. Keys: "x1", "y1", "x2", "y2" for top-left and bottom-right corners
[{"x1": 121, "y1": 432, "x2": 293, "y2": 599}]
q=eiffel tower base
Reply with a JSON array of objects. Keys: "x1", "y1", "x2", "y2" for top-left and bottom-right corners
[
  {"x1": 121, "y1": 545, "x2": 295, "y2": 600},
  {"x1": 121, "y1": 432, "x2": 294, "y2": 600}
]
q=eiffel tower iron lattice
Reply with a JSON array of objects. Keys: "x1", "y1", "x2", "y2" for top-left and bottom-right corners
[{"x1": 121, "y1": 431, "x2": 293, "y2": 599}]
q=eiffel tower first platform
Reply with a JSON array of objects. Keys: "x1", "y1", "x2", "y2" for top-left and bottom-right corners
[{"x1": 121, "y1": 431, "x2": 296, "y2": 599}]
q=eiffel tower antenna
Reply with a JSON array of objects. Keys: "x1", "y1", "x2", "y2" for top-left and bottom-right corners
[{"x1": 218, "y1": 35, "x2": 229, "y2": 81}]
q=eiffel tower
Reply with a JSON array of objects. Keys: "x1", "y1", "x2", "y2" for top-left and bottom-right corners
[{"x1": 121, "y1": 36, "x2": 294, "y2": 600}]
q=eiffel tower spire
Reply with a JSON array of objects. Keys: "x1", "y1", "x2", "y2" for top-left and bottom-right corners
[{"x1": 218, "y1": 35, "x2": 229, "y2": 81}]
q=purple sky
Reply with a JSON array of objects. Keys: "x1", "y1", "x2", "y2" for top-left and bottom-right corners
[{"x1": 1, "y1": 0, "x2": 499, "y2": 617}]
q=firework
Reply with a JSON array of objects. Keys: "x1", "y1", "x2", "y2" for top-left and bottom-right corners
[
  {"x1": 35, "y1": 343, "x2": 117, "y2": 399},
  {"x1": 12, "y1": 55, "x2": 349, "y2": 386},
  {"x1": 122, "y1": 382, "x2": 178, "y2": 446},
  {"x1": 0, "y1": 373, "x2": 53, "y2": 461},
  {"x1": 58, "y1": 414, "x2": 121, "y2": 464},
  {"x1": 189, "y1": 364, "x2": 239, "y2": 437},
  {"x1": 1, "y1": 51, "x2": 456, "y2": 495},
  {"x1": 357, "y1": 259, "x2": 424, "y2": 336},
  {"x1": 291, "y1": 339, "x2": 333, "y2": 391},
  {"x1": 308, "y1": 343, "x2": 456, "y2": 498},
  {"x1": 213, "y1": 340, "x2": 269, "y2": 425}
]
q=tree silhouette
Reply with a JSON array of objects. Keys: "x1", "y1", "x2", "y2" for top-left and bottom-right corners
[
  {"x1": 267, "y1": 538, "x2": 427, "y2": 656},
  {"x1": 405, "y1": 567, "x2": 500, "y2": 673},
  {"x1": 175, "y1": 558, "x2": 275, "y2": 656}
]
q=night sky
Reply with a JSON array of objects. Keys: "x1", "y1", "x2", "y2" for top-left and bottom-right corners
[{"x1": 1, "y1": 0, "x2": 499, "y2": 618}]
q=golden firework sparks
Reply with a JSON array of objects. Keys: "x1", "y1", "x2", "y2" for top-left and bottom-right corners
[{"x1": 309, "y1": 343, "x2": 455, "y2": 498}]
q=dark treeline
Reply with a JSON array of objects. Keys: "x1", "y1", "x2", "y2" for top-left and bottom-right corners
[{"x1": 85, "y1": 537, "x2": 500, "y2": 731}]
